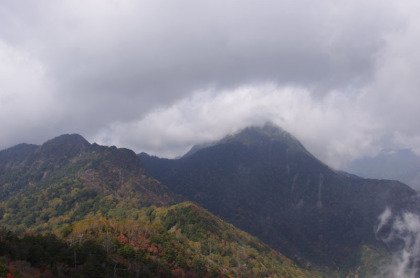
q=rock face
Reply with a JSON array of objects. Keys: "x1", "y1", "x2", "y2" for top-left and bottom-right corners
[{"x1": 139, "y1": 123, "x2": 418, "y2": 268}]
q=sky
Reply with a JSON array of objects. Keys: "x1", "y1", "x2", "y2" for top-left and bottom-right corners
[{"x1": 1, "y1": 0, "x2": 420, "y2": 169}]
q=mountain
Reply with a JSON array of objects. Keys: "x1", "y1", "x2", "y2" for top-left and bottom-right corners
[
  {"x1": 347, "y1": 148, "x2": 420, "y2": 190},
  {"x1": 139, "y1": 123, "x2": 419, "y2": 271},
  {"x1": 0, "y1": 134, "x2": 182, "y2": 232},
  {"x1": 0, "y1": 134, "x2": 320, "y2": 277}
]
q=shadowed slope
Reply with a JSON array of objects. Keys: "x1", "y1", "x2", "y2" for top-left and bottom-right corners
[{"x1": 139, "y1": 123, "x2": 417, "y2": 269}]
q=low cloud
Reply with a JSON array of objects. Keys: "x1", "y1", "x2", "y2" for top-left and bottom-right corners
[
  {"x1": 95, "y1": 85, "x2": 380, "y2": 168},
  {"x1": 376, "y1": 207, "x2": 420, "y2": 278}
]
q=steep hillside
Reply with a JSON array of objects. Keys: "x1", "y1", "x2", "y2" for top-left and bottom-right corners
[{"x1": 139, "y1": 123, "x2": 418, "y2": 270}]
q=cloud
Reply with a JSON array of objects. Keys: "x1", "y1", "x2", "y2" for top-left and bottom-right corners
[
  {"x1": 0, "y1": 0, "x2": 420, "y2": 169},
  {"x1": 362, "y1": 1, "x2": 420, "y2": 143},
  {"x1": 96, "y1": 85, "x2": 380, "y2": 168},
  {"x1": 376, "y1": 208, "x2": 420, "y2": 278},
  {"x1": 0, "y1": 40, "x2": 61, "y2": 145}
]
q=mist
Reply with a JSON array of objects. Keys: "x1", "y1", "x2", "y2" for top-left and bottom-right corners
[{"x1": 376, "y1": 207, "x2": 420, "y2": 278}]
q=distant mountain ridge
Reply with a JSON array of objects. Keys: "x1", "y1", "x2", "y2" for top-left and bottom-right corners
[
  {"x1": 0, "y1": 133, "x2": 321, "y2": 277},
  {"x1": 2, "y1": 128, "x2": 419, "y2": 276},
  {"x1": 347, "y1": 148, "x2": 420, "y2": 190},
  {"x1": 139, "y1": 123, "x2": 419, "y2": 271}
]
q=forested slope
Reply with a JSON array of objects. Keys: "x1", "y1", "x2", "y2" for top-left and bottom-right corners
[{"x1": 0, "y1": 134, "x2": 320, "y2": 277}]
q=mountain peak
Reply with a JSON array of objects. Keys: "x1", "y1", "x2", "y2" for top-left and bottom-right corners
[
  {"x1": 42, "y1": 134, "x2": 89, "y2": 147},
  {"x1": 180, "y1": 123, "x2": 308, "y2": 159},
  {"x1": 39, "y1": 134, "x2": 90, "y2": 158},
  {"x1": 43, "y1": 133, "x2": 89, "y2": 146},
  {"x1": 220, "y1": 122, "x2": 307, "y2": 152}
]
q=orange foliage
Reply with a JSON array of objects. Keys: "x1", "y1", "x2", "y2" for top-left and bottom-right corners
[
  {"x1": 147, "y1": 245, "x2": 159, "y2": 254},
  {"x1": 116, "y1": 234, "x2": 128, "y2": 245}
]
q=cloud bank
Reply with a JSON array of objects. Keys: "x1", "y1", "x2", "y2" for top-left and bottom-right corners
[{"x1": 1, "y1": 0, "x2": 420, "y2": 168}]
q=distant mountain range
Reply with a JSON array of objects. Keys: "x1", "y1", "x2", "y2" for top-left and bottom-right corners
[
  {"x1": 1, "y1": 124, "x2": 420, "y2": 276},
  {"x1": 0, "y1": 132, "x2": 318, "y2": 277},
  {"x1": 347, "y1": 148, "x2": 420, "y2": 190},
  {"x1": 139, "y1": 123, "x2": 420, "y2": 272}
]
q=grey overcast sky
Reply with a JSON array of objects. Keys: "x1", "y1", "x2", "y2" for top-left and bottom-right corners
[{"x1": 1, "y1": 0, "x2": 420, "y2": 169}]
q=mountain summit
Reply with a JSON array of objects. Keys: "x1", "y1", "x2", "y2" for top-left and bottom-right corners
[
  {"x1": 180, "y1": 122, "x2": 308, "y2": 158},
  {"x1": 220, "y1": 122, "x2": 305, "y2": 149},
  {"x1": 139, "y1": 123, "x2": 417, "y2": 269}
]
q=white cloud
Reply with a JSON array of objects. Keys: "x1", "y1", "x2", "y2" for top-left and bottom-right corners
[
  {"x1": 95, "y1": 84, "x2": 380, "y2": 168},
  {"x1": 376, "y1": 208, "x2": 420, "y2": 278}
]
